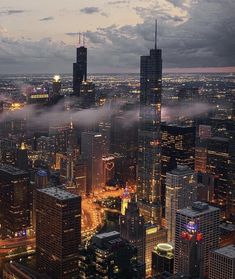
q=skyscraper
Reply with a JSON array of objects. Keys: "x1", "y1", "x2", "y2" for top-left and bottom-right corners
[
  {"x1": 16, "y1": 142, "x2": 29, "y2": 170},
  {"x1": 137, "y1": 21, "x2": 162, "y2": 223},
  {"x1": 73, "y1": 39, "x2": 87, "y2": 95},
  {"x1": 120, "y1": 199, "x2": 145, "y2": 264},
  {"x1": 165, "y1": 165, "x2": 197, "y2": 244},
  {"x1": 174, "y1": 202, "x2": 220, "y2": 275},
  {"x1": 152, "y1": 243, "x2": 174, "y2": 277},
  {"x1": 81, "y1": 131, "x2": 107, "y2": 194},
  {"x1": 209, "y1": 245, "x2": 235, "y2": 279},
  {"x1": 36, "y1": 187, "x2": 81, "y2": 279},
  {"x1": 177, "y1": 223, "x2": 204, "y2": 278},
  {"x1": 206, "y1": 137, "x2": 230, "y2": 217},
  {"x1": 0, "y1": 164, "x2": 30, "y2": 238},
  {"x1": 144, "y1": 224, "x2": 167, "y2": 275},
  {"x1": 91, "y1": 231, "x2": 145, "y2": 278}
]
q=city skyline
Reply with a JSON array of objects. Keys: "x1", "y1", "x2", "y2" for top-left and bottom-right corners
[{"x1": 0, "y1": 0, "x2": 235, "y2": 74}]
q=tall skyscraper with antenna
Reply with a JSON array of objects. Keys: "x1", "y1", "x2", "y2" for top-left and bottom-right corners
[
  {"x1": 137, "y1": 21, "x2": 163, "y2": 224},
  {"x1": 73, "y1": 33, "x2": 87, "y2": 95}
]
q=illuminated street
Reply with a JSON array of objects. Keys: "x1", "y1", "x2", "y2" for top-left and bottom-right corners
[{"x1": 81, "y1": 188, "x2": 125, "y2": 234}]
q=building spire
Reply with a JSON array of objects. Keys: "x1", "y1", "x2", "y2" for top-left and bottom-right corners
[
  {"x1": 155, "y1": 19, "x2": 157, "y2": 49},
  {"x1": 83, "y1": 33, "x2": 86, "y2": 47}
]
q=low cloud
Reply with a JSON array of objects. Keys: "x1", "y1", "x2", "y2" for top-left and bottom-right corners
[{"x1": 0, "y1": 97, "x2": 216, "y2": 128}]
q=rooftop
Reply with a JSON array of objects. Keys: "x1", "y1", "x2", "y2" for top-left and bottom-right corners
[
  {"x1": 0, "y1": 164, "x2": 28, "y2": 176},
  {"x1": 37, "y1": 187, "x2": 79, "y2": 201},
  {"x1": 95, "y1": 231, "x2": 120, "y2": 240},
  {"x1": 168, "y1": 165, "x2": 194, "y2": 176},
  {"x1": 212, "y1": 245, "x2": 235, "y2": 259},
  {"x1": 178, "y1": 202, "x2": 220, "y2": 217}
]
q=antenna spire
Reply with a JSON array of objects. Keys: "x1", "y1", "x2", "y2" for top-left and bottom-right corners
[
  {"x1": 155, "y1": 19, "x2": 157, "y2": 49},
  {"x1": 83, "y1": 33, "x2": 85, "y2": 47},
  {"x1": 79, "y1": 33, "x2": 81, "y2": 47}
]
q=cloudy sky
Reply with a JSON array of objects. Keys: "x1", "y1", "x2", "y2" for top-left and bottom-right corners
[{"x1": 0, "y1": 0, "x2": 234, "y2": 73}]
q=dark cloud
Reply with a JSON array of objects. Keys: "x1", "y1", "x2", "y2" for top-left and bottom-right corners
[
  {"x1": 39, "y1": 16, "x2": 54, "y2": 21},
  {"x1": 80, "y1": 7, "x2": 100, "y2": 14},
  {"x1": 0, "y1": 0, "x2": 234, "y2": 73},
  {"x1": 0, "y1": 9, "x2": 26, "y2": 16}
]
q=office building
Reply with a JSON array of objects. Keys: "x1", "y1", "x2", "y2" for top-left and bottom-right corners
[
  {"x1": 110, "y1": 102, "x2": 139, "y2": 183},
  {"x1": 52, "y1": 75, "x2": 61, "y2": 95},
  {"x1": 0, "y1": 164, "x2": 30, "y2": 238},
  {"x1": 15, "y1": 142, "x2": 29, "y2": 170},
  {"x1": 91, "y1": 231, "x2": 145, "y2": 278},
  {"x1": 73, "y1": 158, "x2": 87, "y2": 196},
  {"x1": 177, "y1": 222, "x2": 204, "y2": 278},
  {"x1": 165, "y1": 165, "x2": 197, "y2": 244},
  {"x1": 81, "y1": 132, "x2": 106, "y2": 194},
  {"x1": 207, "y1": 137, "x2": 230, "y2": 217},
  {"x1": 73, "y1": 42, "x2": 87, "y2": 96},
  {"x1": 35, "y1": 169, "x2": 48, "y2": 189},
  {"x1": 137, "y1": 21, "x2": 162, "y2": 224},
  {"x1": 209, "y1": 244, "x2": 235, "y2": 279},
  {"x1": 79, "y1": 80, "x2": 96, "y2": 109},
  {"x1": 120, "y1": 199, "x2": 145, "y2": 264},
  {"x1": 152, "y1": 243, "x2": 174, "y2": 277},
  {"x1": 36, "y1": 187, "x2": 81, "y2": 279},
  {"x1": 145, "y1": 224, "x2": 167, "y2": 275},
  {"x1": 161, "y1": 124, "x2": 196, "y2": 207},
  {"x1": 0, "y1": 138, "x2": 16, "y2": 165},
  {"x1": 174, "y1": 202, "x2": 220, "y2": 275}
]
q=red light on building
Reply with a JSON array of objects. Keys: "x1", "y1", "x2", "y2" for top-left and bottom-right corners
[{"x1": 196, "y1": 232, "x2": 203, "y2": 242}]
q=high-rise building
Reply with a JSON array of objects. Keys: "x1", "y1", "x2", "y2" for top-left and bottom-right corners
[
  {"x1": 52, "y1": 75, "x2": 62, "y2": 95},
  {"x1": 209, "y1": 244, "x2": 235, "y2": 279},
  {"x1": 36, "y1": 187, "x2": 81, "y2": 279},
  {"x1": 165, "y1": 165, "x2": 197, "y2": 244},
  {"x1": 0, "y1": 164, "x2": 30, "y2": 238},
  {"x1": 73, "y1": 158, "x2": 87, "y2": 197},
  {"x1": 16, "y1": 142, "x2": 29, "y2": 170},
  {"x1": 161, "y1": 124, "x2": 195, "y2": 175},
  {"x1": 152, "y1": 243, "x2": 174, "y2": 277},
  {"x1": 174, "y1": 202, "x2": 220, "y2": 275},
  {"x1": 79, "y1": 80, "x2": 96, "y2": 109},
  {"x1": 120, "y1": 199, "x2": 145, "y2": 264},
  {"x1": 207, "y1": 137, "x2": 230, "y2": 217},
  {"x1": 0, "y1": 138, "x2": 16, "y2": 165},
  {"x1": 177, "y1": 222, "x2": 204, "y2": 279},
  {"x1": 110, "y1": 102, "x2": 139, "y2": 183},
  {"x1": 91, "y1": 231, "x2": 145, "y2": 278},
  {"x1": 137, "y1": 21, "x2": 162, "y2": 224},
  {"x1": 161, "y1": 124, "x2": 196, "y2": 207},
  {"x1": 73, "y1": 43, "x2": 87, "y2": 96},
  {"x1": 35, "y1": 169, "x2": 48, "y2": 189},
  {"x1": 145, "y1": 224, "x2": 167, "y2": 275},
  {"x1": 81, "y1": 132, "x2": 106, "y2": 194}
]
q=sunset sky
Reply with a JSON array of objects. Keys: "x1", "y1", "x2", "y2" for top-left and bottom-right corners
[{"x1": 0, "y1": 0, "x2": 234, "y2": 73}]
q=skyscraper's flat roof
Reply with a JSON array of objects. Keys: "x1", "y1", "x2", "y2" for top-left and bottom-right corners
[
  {"x1": 178, "y1": 202, "x2": 220, "y2": 218},
  {"x1": 168, "y1": 165, "x2": 194, "y2": 176},
  {"x1": 0, "y1": 164, "x2": 28, "y2": 176},
  {"x1": 212, "y1": 245, "x2": 235, "y2": 259},
  {"x1": 37, "y1": 187, "x2": 79, "y2": 201}
]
